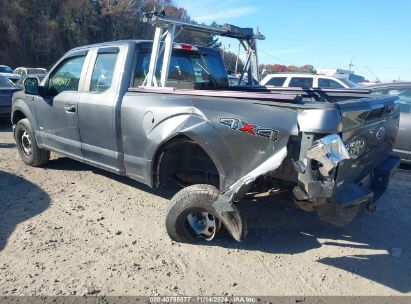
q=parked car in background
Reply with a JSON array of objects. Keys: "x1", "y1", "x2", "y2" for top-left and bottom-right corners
[
  {"x1": 228, "y1": 75, "x2": 246, "y2": 86},
  {"x1": 14, "y1": 67, "x2": 47, "y2": 78},
  {"x1": 0, "y1": 65, "x2": 21, "y2": 83},
  {"x1": 370, "y1": 82, "x2": 411, "y2": 163},
  {"x1": 260, "y1": 73, "x2": 358, "y2": 89},
  {"x1": 0, "y1": 74, "x2": 19, "y2": 118}
]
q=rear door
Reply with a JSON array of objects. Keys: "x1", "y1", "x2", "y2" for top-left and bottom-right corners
[
  {"x1": 78, "y1": 46, "x2": 122, "y2": 171},
  {"x1": 35, "y1": 51, "x2": 91, "y2": 158}
]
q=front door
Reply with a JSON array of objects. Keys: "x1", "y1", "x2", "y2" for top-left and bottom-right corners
[{"x1": 35, "y1": 53, "x2": 89, "y2": 159}]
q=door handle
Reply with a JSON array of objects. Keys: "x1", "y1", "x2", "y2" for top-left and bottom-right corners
[{"x1": 64, "y1": 104, "x2": 76, "y2": 113}]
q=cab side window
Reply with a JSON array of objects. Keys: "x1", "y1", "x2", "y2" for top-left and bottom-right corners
[
  {"x1": 266, "y1": 77, "x2": 286, "y2": 86},
  {"x1": 318, "y1": 78, "x2": 344, "y2": 89},
  {"x1": 288, "y1": 77, "x2": 313, "y2": 88},
  {"x1": 48, "y1": 55, "x2": 86, "y2": 96},
  {"x1": 90, "y1": 52, "x2": 118, "y2": 93}
]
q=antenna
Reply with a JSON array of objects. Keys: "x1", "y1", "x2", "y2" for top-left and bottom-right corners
[{"x1": 364, "y1": 65, "x2": 381, "y2": 83}]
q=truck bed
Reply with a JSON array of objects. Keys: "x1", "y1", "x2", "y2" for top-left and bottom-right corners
[{"x1": 128, "y1": 86, "x2": 381, "y2": 109}]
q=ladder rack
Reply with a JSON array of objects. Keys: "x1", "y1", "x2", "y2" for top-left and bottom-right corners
[{"x1": 141, "y1": 11, "x2": 265, "y2": 88}]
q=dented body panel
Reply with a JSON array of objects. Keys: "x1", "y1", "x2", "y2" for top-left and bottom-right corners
[{"x1": 121, "y1": 90, "x2": 299, "y2": 191}]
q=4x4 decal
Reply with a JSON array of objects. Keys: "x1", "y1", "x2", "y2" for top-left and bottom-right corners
[{"x1": 219, "y1": 118, "x2": 279, "y2": 142}]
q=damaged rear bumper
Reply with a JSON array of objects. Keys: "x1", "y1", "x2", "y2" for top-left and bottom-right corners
[{"x1": 293, "y1": 154, "x2": 400, "y2": 226}]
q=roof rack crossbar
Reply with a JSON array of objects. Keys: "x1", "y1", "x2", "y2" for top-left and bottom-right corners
[{"x1": 141, "y1": 11, "x2": 265, "y2": 88}]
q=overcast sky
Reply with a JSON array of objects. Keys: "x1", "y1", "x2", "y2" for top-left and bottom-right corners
[{"x1": 175, "y1": 0, "x2": 411, "y2": 82}]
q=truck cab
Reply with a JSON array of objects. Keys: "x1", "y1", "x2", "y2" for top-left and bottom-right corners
[{"x1": 14, "y1": 40, "x2": 229, "y2": 172}]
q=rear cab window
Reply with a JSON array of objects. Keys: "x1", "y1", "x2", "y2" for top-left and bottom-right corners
[
  {"x1": 288, "y1": 77, "x2": 313, "y2": 88},
  {"x1": 133, "y1": 48, "x2": 228, "y2": 89},
  {"x1": 266, "y1": 77, "x2": 286, "y2": 86}
]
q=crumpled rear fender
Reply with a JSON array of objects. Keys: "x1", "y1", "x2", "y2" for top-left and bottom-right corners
[
  {"x1": 174, "y1": 115, "x2": 294, "y2": 242},
  {"x1": 145, "y1": 112, "x2": 236, "y2": 189},
  {"x1": 212, "y1": 145, "x2": 289, "y2": 242},
  {"x1": 151, "y1": 103, "x2": 298, "y2": 241},
  {"x1": 123, "y1": 93, "x2": 299, "y2": 241}
]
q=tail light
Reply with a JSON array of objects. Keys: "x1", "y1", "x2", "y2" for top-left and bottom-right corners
[
  {"x1": 306, "y1": 134, "x2": 350, "y2": 177},
  {"x1": 346, "y1": 136, "x2": 367, "y2": 159}
]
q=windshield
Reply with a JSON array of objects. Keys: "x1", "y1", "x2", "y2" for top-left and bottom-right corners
[
  {"x1": 0, "y1": 66, "x2": 14, "y2": 73},
  {"x1": 0, "y1": 75, "x2": 16, "y2": 88},
  {"x1": 27, "y1": 68, "x2": 47, "y2": 75},
  {"x1": 338, "y1": 78, "x2": 359, "y2": 88},
  {"x1": 133, "y1": 49, "x2": 228, "y2": 89}
]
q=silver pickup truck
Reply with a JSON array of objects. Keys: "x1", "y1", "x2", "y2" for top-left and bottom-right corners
[{"x1": 11, "y1": 14, "x2": 400, "y2": 244}]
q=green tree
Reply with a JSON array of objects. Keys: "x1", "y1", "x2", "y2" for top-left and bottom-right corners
[
  {"x1": 222, "y1": 51, "x2": 244, "y2": 74},
  {"x1": 0, "y1": 0, "x2": 218, "y2": 68}
]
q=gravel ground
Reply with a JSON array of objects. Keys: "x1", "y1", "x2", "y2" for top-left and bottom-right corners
[{"x1": 0, "y1": 118, "x2": 410, "y2": 296}]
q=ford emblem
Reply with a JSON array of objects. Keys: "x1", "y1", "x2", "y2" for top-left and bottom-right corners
[{"x1": 376, "y1": 127, "x2": 386, "y2": 141}]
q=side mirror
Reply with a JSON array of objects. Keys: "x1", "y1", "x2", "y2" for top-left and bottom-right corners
[{"x1": 24, "y1": 77, "x2": 40, "y2": 95}]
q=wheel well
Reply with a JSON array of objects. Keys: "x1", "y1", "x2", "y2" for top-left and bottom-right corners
[
  {"x1": 153, "y1": 135, "x2": 220, "y2": 189},
  {"x1": 12, "y1": 110, "x2": 27, "y2": 124}
]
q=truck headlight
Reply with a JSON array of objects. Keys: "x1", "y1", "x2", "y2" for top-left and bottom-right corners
[{"x1": 306, "y1": 134, "x2": 350, "y2": 176}]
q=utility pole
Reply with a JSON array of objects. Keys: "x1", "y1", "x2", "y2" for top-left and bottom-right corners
[{"x1": 222, "y1": 44, "x2": 230, "y2": 60}]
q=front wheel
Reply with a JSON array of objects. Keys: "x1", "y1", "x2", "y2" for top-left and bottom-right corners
[
  {"x1": 165, "y1": 184, "x2": 223, "y2": 243},
  {"x1": 15, "y1": 118, "x2": 49, "y2": 167}
]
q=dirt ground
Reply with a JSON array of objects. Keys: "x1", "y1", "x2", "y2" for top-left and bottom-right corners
[{"x1": 0, "y1": 118, "x2": 410, "y2": 296}]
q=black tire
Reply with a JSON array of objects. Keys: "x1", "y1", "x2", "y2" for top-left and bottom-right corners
[
  {"x1": 15, "y1": 118, "x2": 49, "y2": 167},
  {"x1": 166, "y1": 184, "x2": 223, "y2": 243}
]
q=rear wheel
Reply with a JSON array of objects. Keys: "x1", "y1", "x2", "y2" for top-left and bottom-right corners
[
  {"x1": 15, "y1": 118, "x2": 49, "y2": 166},
  {"x1": 165, "y1": 184, "x2": 223, "y2": 243}
]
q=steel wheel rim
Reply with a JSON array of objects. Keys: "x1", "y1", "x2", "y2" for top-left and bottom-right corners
[
  {"x1": 21, "y1": 131, "x2": 32, "y2": 156},
  {"x1": 187, "y1": 211, "x2": 218, "y2": 241}
]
